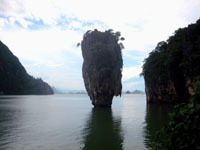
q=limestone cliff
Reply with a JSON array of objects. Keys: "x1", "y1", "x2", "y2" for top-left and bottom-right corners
[
  {"x1": 0, "y1": 41, "x2": 53, "y2": 95},
  {"x1": 142, "y1": 19, "x2": 200, "y2": 103},
  {"x1": 81, "y1": 29, "x2": 124, "y2": 107}
]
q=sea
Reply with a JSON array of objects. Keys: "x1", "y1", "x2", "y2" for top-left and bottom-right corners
[{"x1": 0, "y1": 94, "x2": 173, "y2": 150}]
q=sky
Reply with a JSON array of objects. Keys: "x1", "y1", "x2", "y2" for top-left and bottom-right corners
[{"x1": 0, "y1": 0, "x2": 200, "y2": 92}]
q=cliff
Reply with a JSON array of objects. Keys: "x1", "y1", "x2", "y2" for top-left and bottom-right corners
[
  {"x1": 142, "y1": 19, "x2": 200, "y2": 103},
  {"x1": 0, "y1": 41, "x2": 53, "y2": 95},
  {"x1": 81, "y1": 29, "x2": 124, "y2": 107}
]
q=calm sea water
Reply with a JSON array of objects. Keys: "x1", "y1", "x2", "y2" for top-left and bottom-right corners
[{"x1": 0, "y1": 94, "x2": 173, "y2": 150}]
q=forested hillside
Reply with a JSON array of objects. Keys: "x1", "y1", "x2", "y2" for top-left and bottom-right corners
[{"x1": 0, "y1": 41, "x2": 53, "y2": 95}]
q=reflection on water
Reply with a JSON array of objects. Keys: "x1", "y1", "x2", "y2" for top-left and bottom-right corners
[
  {"x1": 143, "y1": 104, "x2": 173, "y2": 149},
  {"x1": 0, "y1": 107, "x2": 13, "y2": 150},
  {"x1": 0, "y1": 94, "x2": 176, "y2": 149},
  {"x1": 0, "y1": 96, "x2": 23, "y2": 150},
  {"x1": 82, "y1": 108, "x2": 124, "y2": 150}
]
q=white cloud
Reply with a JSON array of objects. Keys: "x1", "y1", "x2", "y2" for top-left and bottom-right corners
[
  {"x1": 0, "y1": 0, "x2": 25, "y2": 16},
  {"x1": 23, "y1": 62, "x2": 85, "y2": 90},
  {"x1": 0, "y1": 18, "x2": 8, "y2": 27},
  {"x1": 0, "y1": 27, "x2": 82, "y2": 64},
  {"x1": 9, "y1": 16, "x2": 32, "y2": 28},
  {"x1": 123, "y1": 52, "x2": 147, "y2": 61},
  {"x1": 1, "y1": 0, "x2": 200, "y2": 51},
  {"x1": 68, "y1": 21, "x2": 82, "y2": 29},
  {"x1": 43, "y1": 69, "x2": 85, "y2": 90},
  {"x1": 122, "y1": 66, "x2": 142, "y2": 81},
  {"x1": 0, "y1": 0, "x2": 200, "y2": 90},
  {"x1": 0, "y1": 26, "x2": 85, "y2": 90}
]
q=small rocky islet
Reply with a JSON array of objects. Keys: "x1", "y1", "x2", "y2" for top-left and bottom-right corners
[{"x1": 81, "y1": 29, "x2": 124, "y2": 107}]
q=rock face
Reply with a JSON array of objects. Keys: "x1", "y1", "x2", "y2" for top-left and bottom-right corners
[
  {"x1": 0, "y1": 41, "x2": 53, "y2": 95},
  {"x1": 81, "y1": 29, "x2": 123, "y2": 107},
  {"x1": 142, "y1": 19, "x2": 200, "y2": 103}
]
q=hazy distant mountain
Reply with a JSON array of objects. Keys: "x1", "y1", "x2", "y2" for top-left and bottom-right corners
[
  {"x1": 132, "y1": 90, "x2": 145, "y2": 94},
  {"x1": 52, "y1": 87, "x2": 65, "y2": 94},
  {"x1": 52, "y1": 87, "x2": 87, "y2": 94},
  {"x1": 0, "y1": 41, "x2": 53, "y2": 95},
  {"x1": 125, "y1": 90, "x2": 144, "y2": 94}
]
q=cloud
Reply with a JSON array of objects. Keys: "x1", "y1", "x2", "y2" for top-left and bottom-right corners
[
  {"x1": 0, "y1": 18, "x2": 8, "y2": 27},
  {"x1": 122, "y1": 66, "x2": 142, "y2": 82},
  {"x1": 0, "y1": 26, "x2": 85, "y2": 90},
  {"x1": 23, "y1": 61, "x2": 84, "y2": 90},
  {"x1": 0, "y1": 27, "x2": 82, "y2": 64},
  {"x1": 1, "y1": 0, "x2": 200, "y2": 51},
  {"x1": 0, "y1": 0, "x2": 200, "y2": 90},
  {"x1": 0, "y1": 0, "x2": 25, "y2": 16},
  {"x1": 46, "y1": 73, "x2": 84, "y2": 90},
  {"x1": 68, "y1": 20, "x2": 82, "y2": 29}
]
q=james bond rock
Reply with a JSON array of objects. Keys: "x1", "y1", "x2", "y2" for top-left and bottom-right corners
[{"x1": 81, "y1": 29, "x2": 124, "y2": 107}]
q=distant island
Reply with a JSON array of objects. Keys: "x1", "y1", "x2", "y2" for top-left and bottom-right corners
[
  {"x1": 0, "y1": 41, "x2": 53, "y2": 95},
  {"x1": 52, "y1": 87, "x2": 145, "y2": 95},
  {"x1": 52, "y1": 87, "x2": 86, "y2": 94},
  {"x1": 124, "y1": 90, "x2": 144, "y2": 94}
]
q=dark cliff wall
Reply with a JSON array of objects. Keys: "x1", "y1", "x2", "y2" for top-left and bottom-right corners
[
  {"x1": 142, "y1": 19, "x2": 200, "y2": 103},
  {"x1": 81, "y1": 29, "x2": 123, "y2": 107},
  {"x1": 0, "y1": 41, "x2": 53, "y2": 95}
]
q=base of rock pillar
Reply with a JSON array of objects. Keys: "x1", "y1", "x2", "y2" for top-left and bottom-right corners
[
  {"x1": 93, "y1": 104, "x2": 112, "y2": 108},
  {"x1": 91, "y1": 97, "x2": 113, "y2": 108}
]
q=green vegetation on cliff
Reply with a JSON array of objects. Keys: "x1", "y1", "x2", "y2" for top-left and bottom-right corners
[
  {"x1": 142, "y1": 19, "x2": 200, "y2": 103},
  {"x1": 155, "y1": 80, "x2": 200, "y2": 150},
  {"x1": 142, "y1": 18, "x2": 200, "y2": 149},
  {"x1": 0, "y1": 41, "x2": 53, "y2": 95}
]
